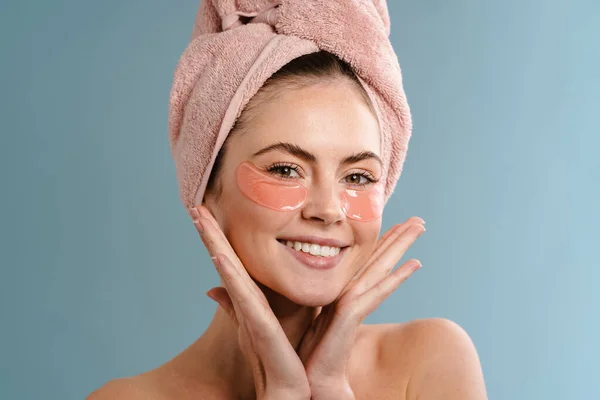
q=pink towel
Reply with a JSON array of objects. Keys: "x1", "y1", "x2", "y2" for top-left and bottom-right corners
[{"x1": 168, "y1": 0, "x2": 412, "y2": 213}]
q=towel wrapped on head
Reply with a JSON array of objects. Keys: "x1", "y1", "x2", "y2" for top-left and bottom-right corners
[{"x1": 168, "y1": 0, "x2": 412, "y2": 214}]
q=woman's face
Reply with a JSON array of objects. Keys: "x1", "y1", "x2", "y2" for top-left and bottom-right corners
[{"x1": 205, "y1": 80, "x2": 383, "y2": 307}]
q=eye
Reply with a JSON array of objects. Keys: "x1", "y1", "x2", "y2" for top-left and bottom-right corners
[
  {"x1": 266, "y1": 162, "x2": 301, "y2": 179},
  {"x1": 345, "y1": 172, "x2": 377, "y2": 187}
]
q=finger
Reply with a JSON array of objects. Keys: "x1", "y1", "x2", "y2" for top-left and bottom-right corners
[
  {"x1": 297, "y1": 306, "x2": 336, "y2": 363},
  {"x1": 351, "y1": 222, "x2": 425, "y2": 296},
  {"x1": 192, "y1": 206, "x2": 238, "y2": 261},
  {"x1": 206, "y1": 286, "x2": 237, "y2": 325},
  {"x1": 348, "y1": 224, "x2": 403, "y2": 282},
  {"x1": 300, "y1": 260, "x2": 418, "y2": 380},
  {"x1": 207, "y1": 286, "x2": 235, "y2": 314},
  {"x1": 211, "y1": 257, "x2": 304, "y2": 381},
  {"x1": 194, "y1": 211, "x2": 280, "y2": 335},
  {"x1": 212, "y1": 253, "x2": 278, "y2": 330},
  {"x1": 301, "y1": 312, "x2": 361, "y2": 378},
  {"x1": 348, "y1": 217, "x2": 423, "y2": 285},
  {"x1": 365, "y1": 217, "x2": 424, "y2": 267},
  {"x1": 192, "y1": 206, "x2": 264, "y2": 301},
  {"x1": 211, "y1": 253, "x2": 258, "y2": 314},
  {"x1": 352, "y1": 259, "x2": 421, "y2": 319}
]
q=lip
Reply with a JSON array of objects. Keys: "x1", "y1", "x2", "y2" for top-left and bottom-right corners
[
  {"x1": 276, "y1": 235, "x2": 350, "y2": 248},
  {"x1": 277, "y1": 240, "x2": 347, "y2": 270}
]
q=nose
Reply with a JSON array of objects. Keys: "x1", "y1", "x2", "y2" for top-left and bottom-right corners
[{"x1": 300, "y1": 178, "x2": 345, "y2": 225}]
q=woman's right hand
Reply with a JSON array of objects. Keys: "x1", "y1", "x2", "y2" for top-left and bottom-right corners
[{"x1": 190, "y1": 205, "x2": 311, "y2": 400}]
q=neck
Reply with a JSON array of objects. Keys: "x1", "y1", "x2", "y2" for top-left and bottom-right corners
[{"x1": 166, "y1": 282, "x2": 321, "y2": 399}]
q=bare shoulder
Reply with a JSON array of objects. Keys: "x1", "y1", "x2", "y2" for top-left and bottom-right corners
[
  {"x1": 86, "y1": 376, "x2": 166, "y2": 400},
  {"x1": 379, "y1": 317, "x2": 472, "y2": 355},
  {"x1": 87, "y1": 367, "x2": 224, "y2": 400},
  {"x1": 378, "y1": 318, "x2": 488, "y2": 400},
  {"x1": 345, "y1": 322, "x2": 415, "y2": 398}
]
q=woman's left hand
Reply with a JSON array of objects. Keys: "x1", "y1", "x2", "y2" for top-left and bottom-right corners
[{"x1": 297, "y1": 217, "x2": 426, "y2": 400}]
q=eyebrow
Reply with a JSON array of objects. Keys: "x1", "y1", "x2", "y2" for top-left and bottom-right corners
[{"x1": 251, "y1": 141, "x2": 383, "y2": 167}]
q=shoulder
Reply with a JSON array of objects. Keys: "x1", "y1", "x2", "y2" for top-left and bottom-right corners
[
  {"x1": 379, "y1": 318, "x2": 488, "y2": 399},
  {"x1": 380, "y1": 317, "x2": 474, "y2": 354},
  {"x1": 86, "y1": 368, "x2": 221, "y2": 399},
  {"x1": 86, "y1": 377, "x2": 166, "y2": 400}
]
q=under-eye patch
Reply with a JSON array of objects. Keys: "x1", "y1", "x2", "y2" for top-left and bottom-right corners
[
  {"x1": 236, "y1": 161, "x2": 384, "y2": 221},
  {"x1": 340, "y1": 185, "x2": 384, "y2": 222},
  {"x1": 236, "y1": 161, "x2": 307, "y2": 211}
]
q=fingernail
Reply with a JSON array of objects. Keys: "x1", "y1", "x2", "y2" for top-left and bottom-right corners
[
  {"x1": 190, "y1": 207, "x2": 200, "y2": 220},
  {"x1": 192, "y1": 210, "x2": 204, "y2": 233}
]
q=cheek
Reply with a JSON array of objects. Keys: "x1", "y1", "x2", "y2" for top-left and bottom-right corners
[
  {"x1": 355, "y1": 221, "x2": 382, "y2": 249},
  {"x1": 220, "y1": 163, "x2": 297, "y2": 253},
  {"x1": 347, "y1": 219, "x2": 382, "y2": 271},
  {"x1": 218, "y1": 196, "x2": 284, "y2": 279}
]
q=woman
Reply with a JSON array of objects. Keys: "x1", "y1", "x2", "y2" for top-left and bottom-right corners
[
  {"x1": 89, "y1": 1, "x2": 487, "y2": 398},
  {"x1": 89, "y1": 51, "x2": 487, "y2": 399}
]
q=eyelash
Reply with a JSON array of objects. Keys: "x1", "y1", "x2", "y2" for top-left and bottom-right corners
[{"x1": 266, "y1": 162, "x2": 379, "y2": 187}]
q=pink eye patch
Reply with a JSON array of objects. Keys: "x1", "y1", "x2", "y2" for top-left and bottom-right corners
[{"x1": 235, "y1": 161, "x2": 384, "y2": 222}]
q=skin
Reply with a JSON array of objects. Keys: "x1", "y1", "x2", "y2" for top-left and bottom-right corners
[{"x1": 87, "y1": 80, "x2": 488, "y2": 400}]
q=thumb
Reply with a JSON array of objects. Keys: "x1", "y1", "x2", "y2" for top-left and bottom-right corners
[{"x1": 206, "y1": 287, "x2": 238, "y2": 326}]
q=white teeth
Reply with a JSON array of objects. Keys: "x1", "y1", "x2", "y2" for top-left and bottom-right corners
[
  {"x1": 283, "y1": 240, "x2": 342, "y2": 258},
  {"x1": 309, "y1": 244, "x2": 319, "y2": 255}
]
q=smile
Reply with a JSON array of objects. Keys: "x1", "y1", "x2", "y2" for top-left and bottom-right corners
[
  {"x1": 276, "y1": 239, "x2": 347, "y2": 270},
  {"x1": 278, "y1": 239, "x2": 340, "y2": 257}
]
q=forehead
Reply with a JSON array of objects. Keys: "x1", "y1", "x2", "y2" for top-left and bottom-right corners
[{"x1": 232, "y1": 82, "x2": 380, "y2": 160}]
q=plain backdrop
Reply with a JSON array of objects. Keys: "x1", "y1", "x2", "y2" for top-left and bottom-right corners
[{"x1": 1, "y1": 0, "x2": 598, "y2": 399}]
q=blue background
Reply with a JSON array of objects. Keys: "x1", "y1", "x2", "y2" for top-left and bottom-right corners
[{"x1": 1, "y1": 0, "x2": 598, "y2": 398}]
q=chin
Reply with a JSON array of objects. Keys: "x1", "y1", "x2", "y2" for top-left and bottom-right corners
[
  {"x1": 239, "y1": 243, "x2": 354, "y2": 307},
  {"x1": 277, "y1": 282, "x2": 344, "y2": 308}
]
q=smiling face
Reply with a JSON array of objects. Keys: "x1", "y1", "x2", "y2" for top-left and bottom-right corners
[{"x1": 203, "y1": 80, "x2": 383, "y2": 307}]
